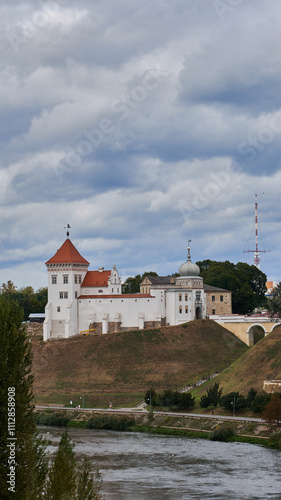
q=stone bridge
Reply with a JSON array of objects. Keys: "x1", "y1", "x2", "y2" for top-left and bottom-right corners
[{"x1": 209, "y1": 315, "x2": 281, "y2": 346}]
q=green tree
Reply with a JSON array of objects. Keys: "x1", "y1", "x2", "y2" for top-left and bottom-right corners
[
  {"x1": 145, "y1": 388, "x2": 157, "y2": 407},
  {"x1": 200, "y1": 383, "x2": 222, "y2": 408},
  {"x1": 45, "y1": 430, "x2": 77, "y2": 500},
  {"x1": 76, "y1": 459, "x2": 102, "y2": 500},
  {"x1": 220, "y1": 392, "x2": 247, "y2": 413},
  {"x1": 263, "y1": 394, "x2": 281, "y2": 426},
  {"x1": 196, "y1": 260, "x2": 267, "y2": 314},
  {"x1": 122, "y1": 272, "x2": 158, "y2": 294},
  {"x1": 0, "y1": 295, "x2": 48, "y2": 499},
  {"x1": 251, "y1": 393, "x2": 271, "y2": 414}
]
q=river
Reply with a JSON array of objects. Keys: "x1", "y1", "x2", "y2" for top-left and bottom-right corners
[{"x1": 40, "y1": 426, "x2": 281, "y2": 499}]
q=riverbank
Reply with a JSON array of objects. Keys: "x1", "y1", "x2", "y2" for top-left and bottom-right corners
[{"x1": 35, "y1": 408, "x2": 281, "y2": 449}]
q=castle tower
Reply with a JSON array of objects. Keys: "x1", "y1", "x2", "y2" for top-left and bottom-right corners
[{"x1": 43, "y1": 238, "x2": 89, "y2": 341}]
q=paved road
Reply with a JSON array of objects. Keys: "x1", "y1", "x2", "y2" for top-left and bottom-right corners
[{"x1": 35, "y1": 405, "x2": 265, "y2": 423}]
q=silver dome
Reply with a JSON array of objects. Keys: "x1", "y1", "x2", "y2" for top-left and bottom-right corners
[{"x1": 178, "y1": 247, "x2": 200, "y2": 277}]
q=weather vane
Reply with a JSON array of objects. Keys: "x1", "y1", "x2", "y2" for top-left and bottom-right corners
[{"x1": 64, "y1": 224, "x2": 71, "y2": 238}]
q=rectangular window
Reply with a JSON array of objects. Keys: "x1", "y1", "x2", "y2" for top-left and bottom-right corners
[
  {"x1": 212, "y1": 309, "x2": 216, "y2": 314},
  {"x1": 57, "y1": 306, "x2": 60, "y2": 312},
  {"x1": 79, "y1": 275, "x2": 82, "y2": 284},
  {"x1": 63, "y1": 275, "x2": 68, "y2": 284},
  {"x1": 64, "y1": 292, "x2": 68, "y2": 299},
  {"x1": 52, "y1": 275, "x2": 57, "y2": 284},
  {"x1": 220, "y1": 295, "x2": 224, "y2": 302},
  {"x1": 59, "y1": 292, "x2": 63, "y2": 299},
  {"x1": 212, "y1": 295, "x2": 215, "y2": 302},
  {"x1": 74, "y1": 275, "x2": 78, "y2": 284}
]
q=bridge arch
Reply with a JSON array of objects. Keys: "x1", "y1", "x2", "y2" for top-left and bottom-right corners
[
  {"x1": 270, "y1": 323, "x2": 281, "y2": 333},
  {"x1": 247, "y1": 323, "x2": 266, "y2": 346}
]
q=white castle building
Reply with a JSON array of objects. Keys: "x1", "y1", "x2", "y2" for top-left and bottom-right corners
[{"x1": 43, "y1": 236, "x2": 210, "y2": 341}]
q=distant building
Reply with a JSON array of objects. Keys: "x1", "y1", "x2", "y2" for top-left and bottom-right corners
[
  {"x1": 266, "y1": 280, "x2": 278, "y2": 298},
  {"x1": 43, "y1": 238, "x2": 232, "y2": 341}
]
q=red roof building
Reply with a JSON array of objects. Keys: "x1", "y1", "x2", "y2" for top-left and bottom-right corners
[{"x1": 46, "y1": 238, "x2": 90, "y2": 266}]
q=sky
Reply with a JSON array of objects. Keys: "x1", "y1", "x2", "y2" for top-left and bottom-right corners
[{"x1": 1, "y1": 0, "x2": 281, "y2": 290}]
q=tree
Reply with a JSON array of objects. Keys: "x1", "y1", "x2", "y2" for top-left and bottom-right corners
[
  {"x1": 220, "y1": 392, "x2": 247, "y2": 413},
  {"x1": 145, "y1": 388, "x2": 157, "y2": 407},
  {"x1": 46, "y1": 431, "x2": 102, "y2": 500},
  {"x1": 263, "y1": 394, "x2": 281, "y2": 427},
  {"x1": 45, "y1": 430, "x2": 77, "y2": 499},
  {"x1": 251, "y1": 393, "x2": 270, "y2": 414},
  {"x1": 0, "y1": 295, "x2": 48, "y2": 499},
  {"x1": 122, "y1": 272, "x2": 158, "y2": 294},
  {"x1": 196, "y1": 260, "x2": 267, "y2": 314},
  {"x1": 200, "y1": 383, "x2": 222, "y2": 408},
  {"x1": 268, "y1": 283, "x2": 281, "y2": 317}
]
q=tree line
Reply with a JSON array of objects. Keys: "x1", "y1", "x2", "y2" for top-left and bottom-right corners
[
  {"x1": 122, "y1": 260, "x2": 268, "y2": 315},
  {"x1": 0, "y1": 281, "x2": 47, "y2": 321}
]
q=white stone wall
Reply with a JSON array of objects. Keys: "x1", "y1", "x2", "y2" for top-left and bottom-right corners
[{"x1": 78, "y1": 295, "x2": 162, "y2": 333}]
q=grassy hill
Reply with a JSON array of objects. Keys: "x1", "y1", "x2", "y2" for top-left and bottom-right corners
[
  {"x1": 193, "y1": 325, "x2": 281, "y2": 398},
  {"x1": 31, "y1": 320, "x2": 248, "y2": 407}
]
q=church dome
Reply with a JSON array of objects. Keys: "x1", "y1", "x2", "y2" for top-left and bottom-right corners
[{"x1": 178, "y1": 246, "x2": 200, "y2": 277}]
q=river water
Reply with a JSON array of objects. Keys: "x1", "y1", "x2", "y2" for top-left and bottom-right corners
[{"x1": 40, "y1": 426, "x2": 281, "y2": 499}]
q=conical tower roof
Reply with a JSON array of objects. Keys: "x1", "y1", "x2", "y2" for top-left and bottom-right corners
[{"x1": 45, "y1": 239, "x2": 90, "y2": 266}]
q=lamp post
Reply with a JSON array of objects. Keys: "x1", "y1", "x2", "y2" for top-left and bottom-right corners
[
  {"x1": 231, "y1": 393, "x2": 236, "y2": 417},
  {"x1": 80, "y1": 394, "x2": 84, "y2": 408}
]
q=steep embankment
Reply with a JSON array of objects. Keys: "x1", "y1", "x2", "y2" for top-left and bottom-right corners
[
  {"x1": 31, "y1": 320, "x2": 247, "y2": 406},
  {"x1": 194, "y1": 325, "x2": 281, "y2": 397}
]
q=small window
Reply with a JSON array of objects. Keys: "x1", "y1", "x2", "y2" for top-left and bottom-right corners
[
  {"x1": 79, "y1": 275, "x2": 82, "y2": 284},
  {"x1": 74, "y1": 275, "x2": 78, "y2": 284},
  {"x1": 185, "y1": 294, "x2": 188, "y2": 301},
  {"x1": 64, "y1": 292, "x2": 68, "y2": 299},
  {"x1": 52, "y1": 275, "x2": 57, "y2": 284},
  {"x1": 179, "y1": 306, "x2": 182, "y2": 314},
  {"x1": 212, "y1": 295, "x2": 215, "y2": 302},
  {"x1": 185, "y1": 306, "x2": 188, "y2": 314},
  {"x1": 212, "y1": 309, "x2": 216, "y2": 314},
  {"x1": 63, "y1": 275, "x2": 68, "y2": 284},
  {"x1": 220, "y1": 295, "x2": 224, "y2": 302},
  {"x1": 117, "y1": 288, "x2": 119, "y2": 293},
  {"x1": 75, "y1": 291, "x2": 78, "y2": 299},
  {"x1": 112, "y1": 288, "x2": 114, "y2": 293},
  {"x1": 59, "y1": 292, "x2": 63, "y2": 299},
  {"x1": 179, "y1": 293, "x2": 182, "y2": 302},
  {"x1": 98, "y1": 289, "x2": 103, "y2": 293},
  {"x1": 57, "y1": 306, "x2": 60, "y2": 312}
]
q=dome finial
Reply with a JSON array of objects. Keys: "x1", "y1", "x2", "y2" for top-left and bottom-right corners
[{"x1": 187, "y1": 239, "x2": 192, "y2": 260}]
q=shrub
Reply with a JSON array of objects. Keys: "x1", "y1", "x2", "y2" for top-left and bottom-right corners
[
  {"x1": 87, "y1": 416, "x2": 135, "y2": 431},
  {"x1": 35, "y1": 412, "x2": 70, "y2": 427},
  {"x1": 209, "y1": 426, "x2": 235, "y2": 442},
  {"x1": 268, "y1": 432, "x2": 281, "y2": 449}
]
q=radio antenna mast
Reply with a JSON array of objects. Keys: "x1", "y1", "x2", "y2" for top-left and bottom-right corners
[{"x1": 243, "y1": 194, "x2": 270, "y2": 269}]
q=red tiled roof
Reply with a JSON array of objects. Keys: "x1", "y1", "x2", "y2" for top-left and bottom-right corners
[
  {"x1": 81, "y1": 270, "x2": 111, "y2": 287},
  {"x1": 78, "y1": 294, "x2": 153, "y2": 299},
  {"x1": 46, "y1": 239, "x2": 90, "y2": 265}
]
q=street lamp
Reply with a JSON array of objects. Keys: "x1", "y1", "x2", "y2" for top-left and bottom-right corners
[
  {"x1": 231, "y1": 393, "x2": 236, "y2": 417},
  {"x1": 80, "y1": 394, "x2": 84, "y2": 408}
]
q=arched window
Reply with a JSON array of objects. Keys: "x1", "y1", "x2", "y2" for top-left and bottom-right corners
[
  {"x1": 185, "y1": 306, "x2": 188, "y2": 314},
  {"x1": 185, "y1": 294, "x2": 188, "y2": 301},
  {"x1": 179, "y1": 293, "x2": 182, "y2": 302},
  {"x1": 179, "y1": 306, "x2": 182, "y2": 314}
]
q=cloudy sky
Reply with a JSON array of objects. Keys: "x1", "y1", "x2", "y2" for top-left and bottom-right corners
[{"x1": 1, "y1": 0, "x2": 280, "y2": 290}]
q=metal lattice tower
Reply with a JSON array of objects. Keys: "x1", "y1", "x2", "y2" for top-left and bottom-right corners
[{"x1": 243, "y1": 194, "x2": 270, "y2": 269}]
